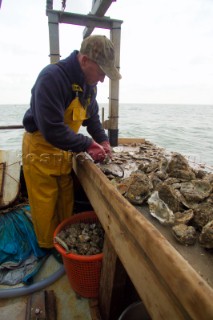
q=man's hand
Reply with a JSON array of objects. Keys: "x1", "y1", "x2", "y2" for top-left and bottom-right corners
[
  {"x1": 86, "y1": 141, "x2": 106, "y2": 163},
  {"x1": 100, "y1": 141, "x2": 112, "y2": 158}
]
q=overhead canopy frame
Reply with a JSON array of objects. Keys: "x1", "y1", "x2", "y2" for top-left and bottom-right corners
[{"x1": 46, "y1": 0, "x2": 123, "y2": 146}]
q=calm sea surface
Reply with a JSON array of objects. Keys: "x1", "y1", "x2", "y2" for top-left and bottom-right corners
[{"x1": 0, "y1": 104, "x2": 212, "y2": 168}]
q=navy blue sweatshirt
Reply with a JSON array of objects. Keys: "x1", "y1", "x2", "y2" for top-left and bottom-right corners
[{"x1": 23, "y1": 50, "x2": 108, "y2": 152}]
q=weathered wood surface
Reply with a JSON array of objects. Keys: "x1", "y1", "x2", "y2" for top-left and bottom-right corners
[
  {"x1": 73, "y1": 149, "x2": 213, "y2": 320},
  {"x1": 0, "y1": 150, "x2": 21, "y2": 209},
  {"x1": 99, "y1": 236, "x2": 128, "y2": 320}
]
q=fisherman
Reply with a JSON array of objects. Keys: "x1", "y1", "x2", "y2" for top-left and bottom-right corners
[{"x1": 22, "y1": 35, "x2": 121, "y2": 251}]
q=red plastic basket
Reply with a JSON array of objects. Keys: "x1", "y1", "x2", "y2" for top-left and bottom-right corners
[{"x1": 53, "y1": 211, "x2": 103, "y2": 298}]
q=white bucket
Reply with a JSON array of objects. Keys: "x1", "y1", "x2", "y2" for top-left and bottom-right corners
[{"x1": 118, "y1": 301, "x2": 150, "y2": 320}]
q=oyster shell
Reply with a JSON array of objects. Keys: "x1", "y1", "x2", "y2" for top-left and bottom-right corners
[
  {"x1": 157, "y1": 183, "x2": 184, "y2": 213},
  {"x1": 155, "y1": 170, "x2": 168, "y2": 180},
  {"x1": 174, "y1": 209, "x2": 194, "y2": 225},
  {"x1": 116, "y1": 177, "x2": 131, "y2": 195},
  {"x1": 193, "y1": 201, "x2": 213, "y2": 230},
  {"x1": 204, "y1": 173, "x2": 213, "y2": 185},
  {"x1": 199, "y1": 220, "x2": 213, "y2": 248},
  {"x1": 124, "y1": 172, "x2": 153, "y2": 205},
  {"x1": 147, "y1": 191, "x2": 175, "y2": 225},
  {"x1": 172, "y1": 224, "x2": 197, "y2": 245},
  {"x1": 167, "y1": 153, "x2": 196, "y2": 180},
  {"x1": 98, "y1": 163, "x2": 124, "y2": 178},
  {"x1": 149, "y1": 172, "x2": 162, "y2": 189},
  {"x1": 138, "y1": 160, "x2": 159, "y2": 173},
  {"x1": 180, "y1": 180, "x2": 212, "y2": 203},
  {"x1": 100, "y1": 141, "x2": 213, "y2": 252}
]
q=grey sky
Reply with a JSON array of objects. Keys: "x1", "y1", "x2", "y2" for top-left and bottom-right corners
[{"x1": 0, "y1": 0, "x2": 213, "y2": 104}]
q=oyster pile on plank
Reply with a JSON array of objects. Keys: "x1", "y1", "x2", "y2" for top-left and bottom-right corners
[{"x1": 99, "y1": 141, "x2": 213, "y2": 249}]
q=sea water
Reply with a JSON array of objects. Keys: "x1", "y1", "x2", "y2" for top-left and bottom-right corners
[{"x1": 0, "y1": 104, "x2": 212, "y2": 168}]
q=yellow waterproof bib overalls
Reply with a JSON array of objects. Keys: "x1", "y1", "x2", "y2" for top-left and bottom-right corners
[{"x1": 22, "y1": 85, "x2": 87, "y2": 248}]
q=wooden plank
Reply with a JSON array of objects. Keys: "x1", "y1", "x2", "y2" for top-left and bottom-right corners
[
  {"x1": 25, "y1": 291, "x2": 46, "y2": 319},
  {"x1": 45, "y1": 290, "x2": 57, "y2": 320},
  {"x1": 89, "y1": 299, "x2": 102, "y2": 320},
  {"x1": 118, "y1": 138, "x2": 146, "y2": 144},
  {"x1": 25, "y1": 290, "x2": 56, "y2": 320},
  {"x1": 0, "y1": 150, "x2": 21, "y2": 209},
  {"x1": 99, "y1": 236, "x2": 127, "y2": 320},
  {"x1": 73, "y1": 154, "x2": 213, "y2": 319},
  {"x1": 0, "y1": 162, "x2": 6, "y2": 197}
]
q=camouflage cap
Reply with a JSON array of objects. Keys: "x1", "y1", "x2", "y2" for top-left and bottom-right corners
[{"x1": 80, "y1": 35, "x2": 122, "y2": 80}]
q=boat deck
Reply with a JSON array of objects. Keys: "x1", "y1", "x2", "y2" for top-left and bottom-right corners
[{"x1": 0, "y1": 255, "x2": 93, "y2": 320}]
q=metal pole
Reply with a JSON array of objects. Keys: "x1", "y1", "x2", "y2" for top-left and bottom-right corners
[
  {"x1": 0, "y1": 125, "x2": 24, "y2": 130},
  {"x1": 108, "y1": 21, "x2": 122, "y2": 146}
]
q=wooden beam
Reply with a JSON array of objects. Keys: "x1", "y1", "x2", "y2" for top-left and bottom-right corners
[
  {"x1": 99, "y1": 236, "x2": 127, "y2": 320},
  {"x1": 73, "y1": 154, "x2": 213, "y2": 319}
]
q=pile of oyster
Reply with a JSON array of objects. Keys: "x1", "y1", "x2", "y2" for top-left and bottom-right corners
[
  {"x1": 54, "y1": 221, "x2": 104, "y2": 255},
  {"x1": 99, "y1": 142, "x2": 213, "y2": 249}
]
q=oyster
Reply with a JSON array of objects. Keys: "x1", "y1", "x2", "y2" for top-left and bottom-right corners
[
  {"x1": 138, "y1": 160, "x2": 159, "y2": 174},
  {"x1": 159, "y1": 156, "x2": 169, "y2": 173},
  {"x1": 157, "y1": 183, "x2": 184, "y2": 213},
  {"x1": 116, "y1": 177, "x2": 131, "y2": 195},
  {"x1": 199, "y1": 220, "x2": 213, "y2": 249},
  {"x1": 207, "y1": 193, "x2": 213, "y2": 204},
  {"x1": 167, "y1": 153, "x2": 196, "y2": 180},
  {"x1": 149, "y1": 172, "x2": 162, "y2": 190},
  {"x1": 155, "y1": 170, "x2": 168, "y2": 180},
  {"x1": 193, "y1": 201, "x2": 213, "y2": 230},
  {"x1": 98, "y1": 163, "x2": 124, "y2": 179},
  {"x1": 195, "y1": 170, "x2": 208, "y2": 179},
  {"x1": 174, "y1": 209, "x2": 194, "y2": 225},
  {"x1": 124, "y1": 172, "x2": 153, "y2": 205},
  {"x1": 204, "y1": 173, "x2": 213, "y2": 185},
  {"x1": 172, "y1": 224, "x2": 197, "y2": 245},
  {"x1": 180, "y1": 180, "x2": 212, "y2": 203},
  {"x1": 147, "y1": 191, "x2": 175, "y2": 225}
]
